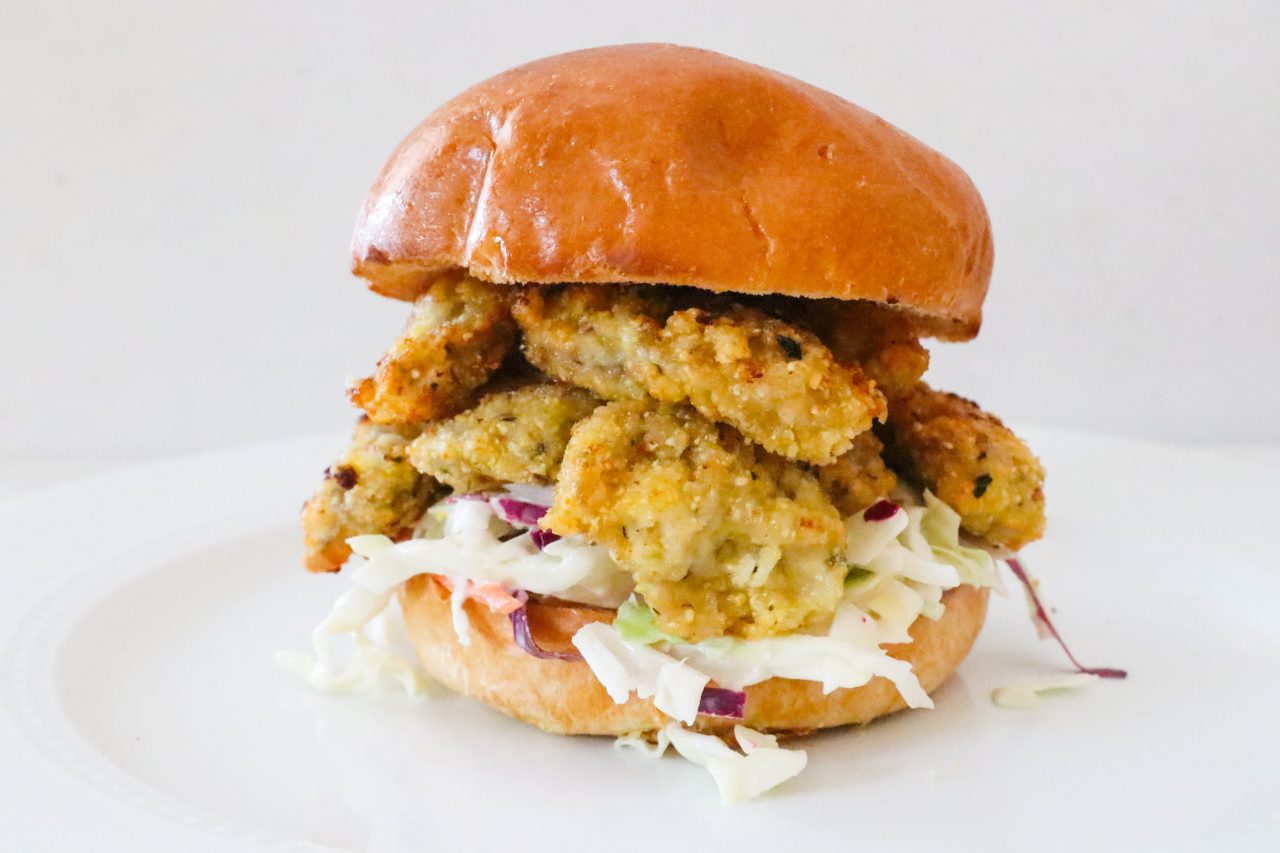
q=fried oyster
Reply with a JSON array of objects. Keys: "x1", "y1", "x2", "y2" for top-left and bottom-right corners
[
  {"x1": 301, "y1": 418, "x2": 438, "y2": 573},
  {"x1": 350, "y1": 274, "x2": 516, "y2": 425},
  {"x1": 514, "y1": 284, "x2": 886, "y2": 465},
  {"x1": 543, "y1": 400, "x2": 847, "y2": 642},
  {"x1": 408, "y1": 382, "x2": 601, "y2": 493},
  {"x1": 881, "y1": 383, "x2": 1046, "y2": 549}
]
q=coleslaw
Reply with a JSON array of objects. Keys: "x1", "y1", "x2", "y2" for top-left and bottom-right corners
[{"x1": 280, "y1": 486, "x2": 1008, "y2": 801}]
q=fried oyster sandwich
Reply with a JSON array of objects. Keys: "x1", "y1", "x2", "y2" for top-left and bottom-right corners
[{"x1": 289, "y1": 45, "x2": 1045, "y2": 801}]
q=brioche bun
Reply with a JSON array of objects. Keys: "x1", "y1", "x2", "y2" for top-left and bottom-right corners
[
  {"x1": 399, "y1": 575, "x2": 989, "y2": 736},
  {"x1": 352, "y1": 44, "x2": 993, "y2": 340}
]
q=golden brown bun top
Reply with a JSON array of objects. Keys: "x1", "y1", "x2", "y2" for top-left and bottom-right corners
[{"x1": 353, "y1": 44, "x2": 994, "y2": 339}]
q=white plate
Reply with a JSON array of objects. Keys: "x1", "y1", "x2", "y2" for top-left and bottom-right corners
[{"x1": 1, "y1": 430, "x2": 1277, "y2": 852}]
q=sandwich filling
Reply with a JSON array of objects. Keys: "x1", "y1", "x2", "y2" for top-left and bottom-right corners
[{"x1": 290, "y1": 275, "x2": 1047, "y2": 800}]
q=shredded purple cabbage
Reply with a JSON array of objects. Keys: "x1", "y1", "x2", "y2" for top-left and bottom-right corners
[
  {"x1": 490, "y1": 497, "x2": 549, "y2": 528},
  {"x1": 530, "y1": 528, "x2": 561, "y2": 550},
  {"x1": 862, "y1": 499, "x2": 901, "y2": 522},
  {"x1": 437, "y1": 491, "x2": 564, "y2": 549},
  {"x1": 487, "y1": 497, "x2": 560, "y2": 549},
  {"x1": 1006, "y1": 558, "x2": 1127, "y2": 679},
  {"x1": 509, "y1": 599, "x2": 584, "y2": 662},
  {"x1": 507, "y1": 591, "x2": 748, "y2": 718},
  {"x1": 698, "y1": 687, "x2": 747, "y2": 719}
]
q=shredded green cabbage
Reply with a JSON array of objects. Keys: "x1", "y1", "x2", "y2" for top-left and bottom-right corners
[
  {"x1": 613, "y1": 729, "x2": 671, "y2": 758},
  {"x1": 991, "y1": 673, "x2": 1100, "y2": 709},
  {"x1": 663, "y1": 724, "x2": 808, "y2": 803},
  {"x1": 279, "y1": 491, "x2": 633, "y2": 695},
  {"x1": 614, "y1": 595, "x2": 683, "y2": 645},
  {"x1": 920, "y1": 492, "x2": 1005, "y2": 591}
]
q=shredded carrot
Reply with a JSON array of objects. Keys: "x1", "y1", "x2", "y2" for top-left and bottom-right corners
[{"x1": 432, "y1": 575, "x2": 523, "y2": 614}]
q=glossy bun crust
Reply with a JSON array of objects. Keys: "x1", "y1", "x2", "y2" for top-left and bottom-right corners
[
  {"x1": 353, "y1": 44, "x2": 993, "y2": 339},
  {"x1": 399, "y1": 576, "x2": 989, "y2": 736}
]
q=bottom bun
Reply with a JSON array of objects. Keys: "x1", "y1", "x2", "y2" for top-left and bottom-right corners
[{"x1": 400, "y1": 576, "x2": 989, "y2": 737}]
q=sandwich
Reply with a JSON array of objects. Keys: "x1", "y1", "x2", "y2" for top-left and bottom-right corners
[{"x1": 288, "y1": 44, "x2": 1053, "y2": 801}]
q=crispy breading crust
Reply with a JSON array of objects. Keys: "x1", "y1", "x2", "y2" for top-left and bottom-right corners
[
  {"x1": 350, "y1": 273, "x2": 516, "y2": 424},
  {"x1": 514, "y1": 284, "x2": 885, "y2": 464},
  {"x1": 513, "y1": 285, "x2": 664, "y2": 401},
  {"x1": 301, "y1": 419, "x2": 439, "y2": 572},
  {"x1": 643, "y1": 304, "x2": 885, "y2": 463},
  {"x1": 407, "y1": 382, "x2": 601, "y2": 492},
  {"x1": 881, "y1": 383, "x2": 1046, "y2": 549},
  {"x1": 545, "y1": 400, "x2": 847, "y2": 642},
  {"x1": 816, "y1": 430, "x2": 899, "y2": 517},
  {"x1": 754, "y1": 295, "x2": 931, "y2": 397},
  {"x1": 805, "y1": 300, "x2": 931, "y2": 397}
]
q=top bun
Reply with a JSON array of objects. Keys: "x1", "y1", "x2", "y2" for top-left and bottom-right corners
[{"x1": 352, "y1": 44, "x2": 993, "y2": 339}]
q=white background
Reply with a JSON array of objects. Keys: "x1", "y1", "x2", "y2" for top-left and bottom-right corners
[{"x1": 2, "y1": 0, "x2": 1277, "y2": 464}]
